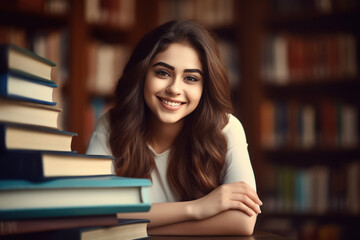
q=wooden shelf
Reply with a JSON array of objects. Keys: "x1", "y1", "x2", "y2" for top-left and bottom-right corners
[
  {"x1": 263, "y1": 79, "x2": 360, "y2": 100},
  {"x1": 266, "y1": 10, "x2": 360, "y2": 32},
  {"x1": 263, "y1": 147, "x2": 360, "y2": 165},
  {"x1": 0, "y1": 9, "x2": 68, "y2": 29},
  {"x1": 89, "y1": 24, "x2": 131, "y2": 43}
]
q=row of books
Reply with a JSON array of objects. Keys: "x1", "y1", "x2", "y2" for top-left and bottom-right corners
[
  {"x1": 85, "y1": 0, "x2": 136, "y2": 29},
  {"x1": 262, "y1": 161, "x2": 360, "y2": 215},
  {"x1": 87, "y1": 41, "x2": 129, "y2": 96},
  {"x1": 260, "y1": 99, "x2": 358, "y2": 149},
  {"x1": 0, "y1": 44, "x2": 150, "y2": 239},
  {"x1": 158, "y1": 0, "x2": 234, "y2": 28},
  {"x1": 261, "y1": 33, "x2": 357, "y2": 84},
  {"x1": 271, "y1": 0, "x2": 359, "y2": 14}
]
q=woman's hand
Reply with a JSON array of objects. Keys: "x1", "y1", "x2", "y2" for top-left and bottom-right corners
[{"x1": 189, "y1": 181, "x2": 262, "y2": 220}]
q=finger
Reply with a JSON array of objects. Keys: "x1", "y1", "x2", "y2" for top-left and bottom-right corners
[
  {"x1": 232, "y1": 189, "x2": 263, "y2": 206},
  {"x1": 231, "y1": 194, "x2": 262, "y2": 214},
  {"x1": 231, "y1": 183, "x2": 263, "y2": 206},
  {"x1": 229, "y1": 200, "x2": 258, "y2": 216}
]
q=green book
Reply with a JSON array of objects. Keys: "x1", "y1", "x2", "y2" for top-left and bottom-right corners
[{"x1": 0, "y1": 176, "x2": 152, "y2": 220}]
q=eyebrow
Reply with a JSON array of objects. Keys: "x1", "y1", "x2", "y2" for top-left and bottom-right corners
[{"x1": 153, "y1": 62, "x2": 203, "y2": 77}]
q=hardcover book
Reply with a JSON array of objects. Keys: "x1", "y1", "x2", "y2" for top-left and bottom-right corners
[
  {"x1": 0, "y1": 214, "x2": 118, "y2": 236},
  {"x1": 0, "y1": 176, "x2": 152, "y2": 219},
  {"x1": 0, "y1": 98, "x2": 61, "y2": 129},
  {"x1": 0, "y1": 150, "x2": 115, "y2": 181},
  {"x1": 0, "y1": 71, "x2": 58, "y2": 105},
  {"x1": 0, "y1": 44, "x2": 55, "y2": 82},
  {"x1": 0, "y1": 123, "x2": 76, "y2": 152}
]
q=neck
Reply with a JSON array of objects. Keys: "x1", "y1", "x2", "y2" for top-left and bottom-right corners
[{"x1": 148, "y1": 117, "x2": 184, "y2": 154}]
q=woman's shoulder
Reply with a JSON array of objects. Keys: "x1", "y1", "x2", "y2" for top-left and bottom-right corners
[
  {"x1": 94, "y1": 112, "x2": 111, "y2": 135},
  {"x1": 223, "y1": 113, "x2": 247, "y2": 144},
  {"x1": 223, "y1": 114, "x2": 243, "y2": 131}
]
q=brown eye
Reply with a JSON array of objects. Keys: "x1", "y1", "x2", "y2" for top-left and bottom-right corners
[
  {"x1": 185, "y1": 76, "x2": 199, "y2": 82},
  {"x1": 155, "y1": 69, "x2": 171, "y2": 77}
]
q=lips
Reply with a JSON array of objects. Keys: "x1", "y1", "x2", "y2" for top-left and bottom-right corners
[{"x1": 157, "y1": 97, "x2": 185, "y2": 111}]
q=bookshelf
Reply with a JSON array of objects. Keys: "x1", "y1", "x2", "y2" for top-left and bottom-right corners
[{"x1": 254, "y1": 0, "x2": 360, "y2": 238}]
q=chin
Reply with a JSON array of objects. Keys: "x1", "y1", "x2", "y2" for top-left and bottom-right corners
[{"x1": 157, "y1": 114, "x2": 184, "y2": 125}]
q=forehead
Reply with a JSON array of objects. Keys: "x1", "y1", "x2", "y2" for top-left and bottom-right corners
[{"x1": 152, "y1": 43, "x2": 203, "y2": 71}]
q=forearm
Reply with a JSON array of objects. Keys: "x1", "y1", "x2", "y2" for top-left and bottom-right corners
[
  {"x1": 117, "y1": 201, "x2": 194, "y2": 228},
  {"x1": 148, "y1": 210, "x2": 257, "y2": 236}
]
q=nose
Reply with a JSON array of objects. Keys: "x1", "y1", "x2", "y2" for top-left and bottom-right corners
[{"x1": 166, "y1": 77, "x2": 181, "y2": 95}]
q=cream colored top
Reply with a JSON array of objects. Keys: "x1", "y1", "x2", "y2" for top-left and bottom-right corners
[{"x1": 86, "y1": 113, "x2": 256, "y2": 203}]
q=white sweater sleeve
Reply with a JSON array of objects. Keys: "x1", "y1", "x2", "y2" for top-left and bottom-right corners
[{"x1": 221, "y1": 114, "x2": 257, "y2": 191}]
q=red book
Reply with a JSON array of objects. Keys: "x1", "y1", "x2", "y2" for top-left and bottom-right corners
[
  {"x1": 0, "y1": 215, "x2": 118, "y2": 236},
  {"x1": 320, "y1": 100, "x2": 337, "y2": 147}
]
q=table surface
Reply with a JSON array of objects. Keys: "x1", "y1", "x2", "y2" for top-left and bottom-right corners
[{"x1": 150, "y1": 231, "x2": 289, "y2": 240}]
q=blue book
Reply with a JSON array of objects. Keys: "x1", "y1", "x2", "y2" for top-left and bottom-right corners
[
  {"x1": 0, "y1": 71, "x2": 58, "y2": 105},
  {"x1": 0, "y1": 123, "x2": 77, "y2": 152},
  {"x1": 0, "y1": 150, "x2": 117, "y2": 181},
  {"x1": 0, "y1": 177, "x2": 152, "y2": 220},
  {"x1": 1, "y1": 218, "x2": 150, "y2": 240},
  {"x1": 0, "y1": 44, "x2": 56, "y2": 82}
]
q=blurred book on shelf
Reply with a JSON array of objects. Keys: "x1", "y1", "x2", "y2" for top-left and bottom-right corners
[
  {"x1": 85, "y1": 0, "x2": 136, "y2": 29},
  {"x1": 157, "y1": 0, "x2": 234, "y2": 28},
  {"x1": 87, "y1": 41, "x2": 129, "y2": 96}
]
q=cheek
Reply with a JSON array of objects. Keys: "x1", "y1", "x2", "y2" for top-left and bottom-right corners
[
  {"x1": 187, "y1": 85, "x2": 203, "y2": 105},
  {"x1": 145, "y1": 75, "x2": 166, "y2": 95}
]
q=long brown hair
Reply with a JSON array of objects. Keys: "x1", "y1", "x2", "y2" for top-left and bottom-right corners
[{"x1": 109, "y1": 20, "x2": 232, "y2": 201}]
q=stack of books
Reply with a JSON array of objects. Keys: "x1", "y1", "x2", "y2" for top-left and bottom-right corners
[{"x1": 0, "y1": 44, "x2": 151, "y2": 240}]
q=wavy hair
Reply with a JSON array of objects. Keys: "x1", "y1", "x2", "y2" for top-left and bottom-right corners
[{"x1": 109, "y1": 20, "x2": 232, "y2": 201}]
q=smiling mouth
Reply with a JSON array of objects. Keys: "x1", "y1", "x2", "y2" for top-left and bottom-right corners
[{"x1": 157, "y1": 97, "x2": 185, "y2": 109}]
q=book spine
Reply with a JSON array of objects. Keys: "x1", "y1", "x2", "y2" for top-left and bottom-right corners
[
  {"x1": 0, "y1": 45, "x2": 10, "y2": 74},
  {"x1": 0, "y1": 74, "x2": 9, "y2": 96},
  {"x1": 0, "y1": 124, "x2": 7, "y2": 151},
  {"x1": 0, "y1": 152, "x2": 44, "y2": 181}
]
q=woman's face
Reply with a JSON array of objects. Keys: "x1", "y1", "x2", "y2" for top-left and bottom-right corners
[{"x1": 144, "y1": 42, "x2": 204, "y2": 126}]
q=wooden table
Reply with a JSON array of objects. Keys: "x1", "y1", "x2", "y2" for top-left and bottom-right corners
[{"x1": 151, "y1": 231, "x2": 289, "y2": 240}]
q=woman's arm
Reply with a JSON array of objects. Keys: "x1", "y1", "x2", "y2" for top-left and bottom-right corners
[
  {"x1": 117, "y1": 181, "x2": 262, "y2": 232},
  {"x1": 148, "y1": 210, "x2": 257, "y2": 236}
]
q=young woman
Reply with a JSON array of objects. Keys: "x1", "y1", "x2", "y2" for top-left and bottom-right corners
[{"x1": 86, "y1": 20, "x2": 262, "y2": 235}]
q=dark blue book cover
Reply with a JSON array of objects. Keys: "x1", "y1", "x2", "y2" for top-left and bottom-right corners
[
  {"x1": 0, "y1": 150, "x2": 117, "y2": 181},
  {"x1": 0, "y1": 71, "x2": 58, "y2": 105}
]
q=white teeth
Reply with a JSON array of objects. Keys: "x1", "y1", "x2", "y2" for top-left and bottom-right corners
[{"x1": 162, "y1": 99, "x2": 181, "y2": 106}]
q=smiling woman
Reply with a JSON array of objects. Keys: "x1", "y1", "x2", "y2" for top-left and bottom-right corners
[
  {"x1": 144, "y1": 43, "x2": 204, "y2": 129},
  {"x1": 86, "y1": 20, "x2": 261, "y2": 236}
]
